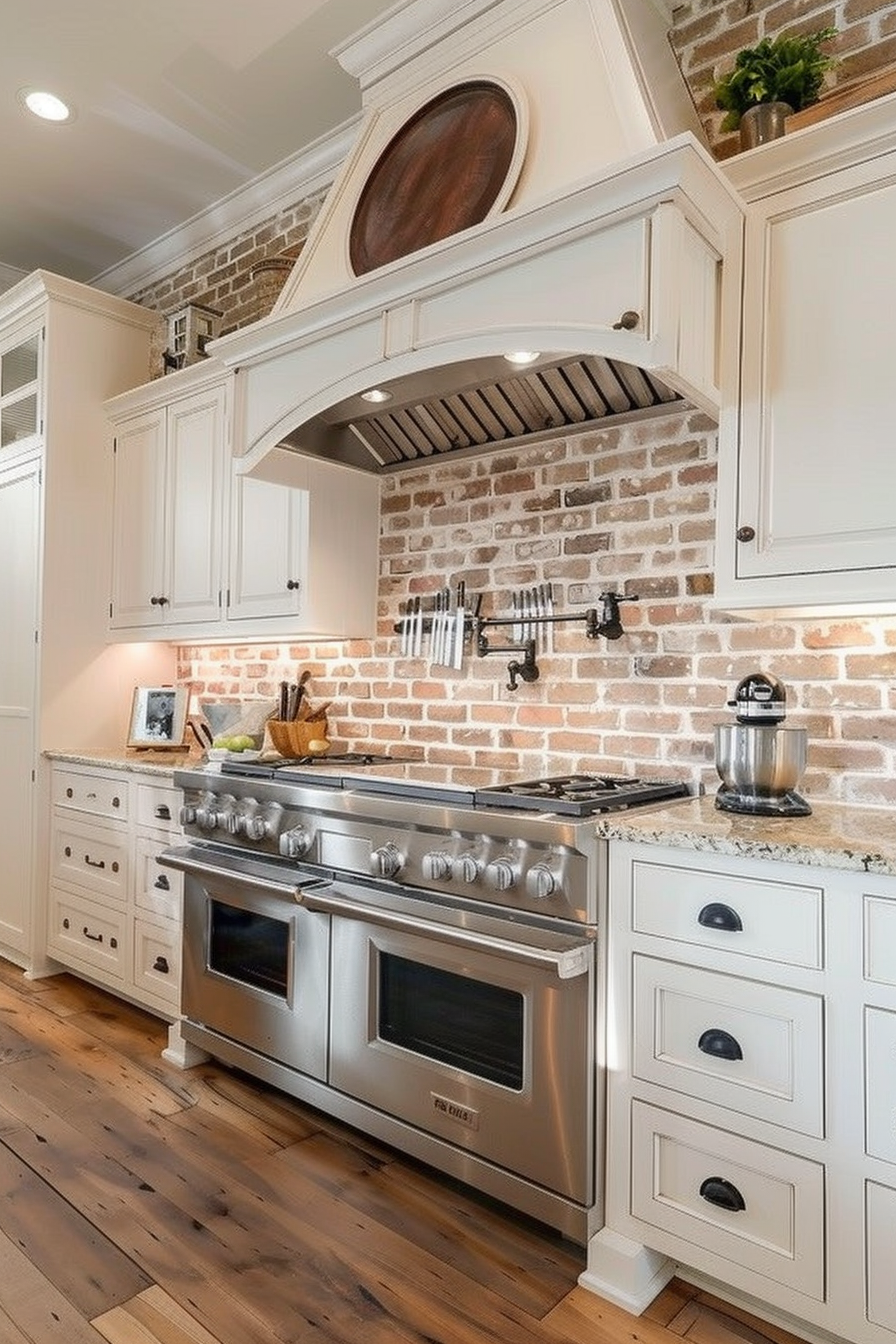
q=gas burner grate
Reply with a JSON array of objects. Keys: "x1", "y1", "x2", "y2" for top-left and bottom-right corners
[
  {"x1": 473, "y1": 775, "x2": 689, "y2": 816},
  {"x1": 221, "y1": 752, "x2": 399, "y2": 779}
]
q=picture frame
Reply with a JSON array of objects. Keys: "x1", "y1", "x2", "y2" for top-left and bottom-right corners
[{"x1": 127, "y1": 686, "x2": 189, "y2": 749}]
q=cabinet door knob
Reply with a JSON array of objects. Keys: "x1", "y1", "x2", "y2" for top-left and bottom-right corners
[
  {"x1": 612, "y1": 310, "x2": 640, "y2": 330},
  {"x1": 698, "y1": 1028, "x2": 743, "y2": 1061},
  {"x1": 736, "y1": 525, "x2": 756, "y2": 543},
  {"x1": 697, "y1": 902, "x2": 743, "y2": 933},
  {"x1": 286, "y1": 579, "x2": 300, "y2": 591},
  {"x1": 150, "y1": 594, "x2": 170, "y2": 606},
  {"x1": 699, "y1": 1177, "x2": 746, "y2": 1212}
]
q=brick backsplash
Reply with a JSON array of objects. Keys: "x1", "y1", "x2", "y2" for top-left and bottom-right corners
[{"x1": 178, "y1": 411, "x2": 896, "y2": 809}]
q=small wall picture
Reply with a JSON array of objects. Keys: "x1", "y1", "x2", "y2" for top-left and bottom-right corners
[{"x1": 127, "y1": 686, "x2": 189, "y2": 748}]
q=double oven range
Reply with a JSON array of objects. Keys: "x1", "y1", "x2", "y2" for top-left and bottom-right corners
[{"x1": 161, "y1": 757, "x2": 688, "y2": 1242}]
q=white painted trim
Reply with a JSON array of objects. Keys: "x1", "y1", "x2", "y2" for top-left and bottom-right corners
[
  {"x1": 89, "y1": 119, "x2": 361, "y2": 299},
  {"x1": 580, "y1": 1228, "x2": 675, "y2": 1314},
  {"x1": 0, "y1": 262, "x2": 28, "y2": 295}
]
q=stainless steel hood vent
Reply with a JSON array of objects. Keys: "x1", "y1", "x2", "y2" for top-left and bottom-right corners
[
  {"x1": 210, "y1": 0, "x2": 744, "y2": 479},
  {"x1": 283, "y1": 353, "x2": 682, "y2": 472}
]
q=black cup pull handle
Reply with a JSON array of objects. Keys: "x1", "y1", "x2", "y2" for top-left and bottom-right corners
[
  {"x1": 154, "y1": 804, "x2": 171, "y2": 820},
  {"x1": 699, "y1": 1177, "x2": 746, "y2": 1212},
  {"x1": 698, "y1": 1028, "x2": 743, "y2": 1061},
  {"x1": 697, "y1": 902, "x2": 743, "y2": 933},
  {"x1": 154, "y1": 874, "x2": 170, "y2": 891},
  {"x1": 153, "y1": 956, "x2": 170, "y2": 974}
]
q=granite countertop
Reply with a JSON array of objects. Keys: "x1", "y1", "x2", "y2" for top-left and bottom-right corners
[
  {"x1": 595, "y1": 795, "x2": 896, "y2": 876},
  {"x1": 45, "y1": 747, "x2": 198, "y2": 777}
]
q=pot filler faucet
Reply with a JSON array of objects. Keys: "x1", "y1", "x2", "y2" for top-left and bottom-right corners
[{"x1": 476, "y1": 591, "x2": 638, "y2": 690}]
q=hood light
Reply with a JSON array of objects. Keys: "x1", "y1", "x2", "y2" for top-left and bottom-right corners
[
  {"x1": 504, "y1": 350, "x2": 540, "y2": 367},
  {"x1": 19, "y1": 88, "x2": 73, "y2": 122},
  {"x1": 361, "y1": 387, "x2": 392, "y2": 404}
]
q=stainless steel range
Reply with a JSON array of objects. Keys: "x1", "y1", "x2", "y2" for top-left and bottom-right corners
[{"x1": 161, "y1": 756, "x2": 688, "y2": 1242}]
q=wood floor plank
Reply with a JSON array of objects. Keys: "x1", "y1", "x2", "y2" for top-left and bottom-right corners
[
  {"x1": 92, "y1": 1286, "x2": 222, "y2": 1344},
  {"x1": 0, "y1": 1225, "x2": 108, "y2": 1343}
]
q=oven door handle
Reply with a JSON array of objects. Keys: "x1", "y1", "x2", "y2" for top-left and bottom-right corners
[
  {"x1": 158, "y1": 845, "x2": 315, "y2": 901},
  {"x1": 299, "y1": 888, "x2": 592, "y2": 980}
]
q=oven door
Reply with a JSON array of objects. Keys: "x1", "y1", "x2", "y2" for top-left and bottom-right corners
[
  {"x1": 162, "y1": 845, "x2": 330, "y2": 1080},
  {"x1": 304, "y1": 880, "x2": 595, "y2": 1205}
]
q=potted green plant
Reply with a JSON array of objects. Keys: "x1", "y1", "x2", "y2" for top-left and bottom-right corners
[{"x1": 713, "y1": 26, "x2": 838, "y2": 148}]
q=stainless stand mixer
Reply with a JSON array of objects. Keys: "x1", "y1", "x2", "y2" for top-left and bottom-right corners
[{"x1": 714, "y1": 672, "x2": 811, "y2": 817}]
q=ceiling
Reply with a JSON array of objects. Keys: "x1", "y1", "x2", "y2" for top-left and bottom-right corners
[{"x1": 0, "y1": 0, "x2": 398, "y2": 283}]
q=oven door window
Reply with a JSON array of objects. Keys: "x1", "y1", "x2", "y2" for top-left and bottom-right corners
[
  {"x1": 378, "y1": 952, "x2": 523, "y2": 1090},
  {"x1": 208, "y1": 899, "x2": 290, "y2": 1000}
]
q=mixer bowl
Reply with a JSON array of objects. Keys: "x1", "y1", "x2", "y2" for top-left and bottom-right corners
[{"x1": 714, "y1": 724, "x2": 810, "y2": 815}]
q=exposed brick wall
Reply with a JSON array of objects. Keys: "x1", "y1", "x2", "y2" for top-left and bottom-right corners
[
  {"x1": 671, "y1": 0, "x2": 896, "y2": 157},
  {"x1": 178, "y1": 412, "x2": 896, "y2": 809}
]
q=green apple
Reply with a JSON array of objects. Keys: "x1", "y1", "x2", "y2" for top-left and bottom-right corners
[{"x1": 230, "y1": 735, "x2": 255, "y2": 752}]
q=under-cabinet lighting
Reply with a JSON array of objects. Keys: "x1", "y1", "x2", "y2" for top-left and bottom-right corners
[
  {"x1": 503, "y1": 350, "x2": 540, "y2": 367},
  {"x1": 19, "y1": 88, "x2": 73, "y2": 122},
  {"x1": 361, "y1": 388, "x2": 392, "y2": 404}
]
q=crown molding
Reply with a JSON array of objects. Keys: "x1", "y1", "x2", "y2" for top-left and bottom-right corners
[{"x1": 90, "y1": 118, "x2": 360, "y2": 299}]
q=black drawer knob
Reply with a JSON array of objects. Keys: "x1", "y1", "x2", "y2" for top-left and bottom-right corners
[
  {"x1": 697, "y1": 902, "x2": 743, "y2": 933},
  {"x1": 154, "y1": 804, "x2": 171, "y2": 820},
  {"x1": 153, "y1": 956, "x2": 170, "y2": 974},
  {"x1": 698, "y1": 1028, "x2": 743, "y2": 1061},
  {"x1": 64, "y1": 846, "x2": 72, "y2": 858},
  {"x1": 65, "y1": 787, "x2": 73, "y2": 798},
  {"x1": 699, "y1": 1177, "x2": 746, "y2": 1212},
  {"x1": 154, "y1": 874, "x2": 170, "y2": 891}
]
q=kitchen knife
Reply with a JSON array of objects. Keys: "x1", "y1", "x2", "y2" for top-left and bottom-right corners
[
  {"x1": 453, "y1": 581, "x2": 465, "y2": 670},
  {"x1": 441, "y1": 585, "x2": 451, "y2": 665},
  {"x1": 413, "y1": 595, "x2": 423, "y2": 656},
  {"x1": 430, "y1": 590, "x2": 440, "y2": 664},
  {"x1": 278, "y1": 680, "x2": 289, "y2": 721},
  {"x1": 400, "y1": 599, "x2": 409, "y2": 656}
]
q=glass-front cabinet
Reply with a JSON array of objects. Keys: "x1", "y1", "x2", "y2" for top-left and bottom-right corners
[{"x1": 0, "y1": 331, "x2": 41, "y2": 451}]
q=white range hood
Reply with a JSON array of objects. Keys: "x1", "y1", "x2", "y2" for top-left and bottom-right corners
[{"x1": 213, "y1": 0, "x2": 744, "y2": 474}]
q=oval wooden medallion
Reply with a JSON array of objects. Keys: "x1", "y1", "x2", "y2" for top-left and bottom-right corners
[{"x1": 349, "y1": 81, "x2": 519, "y2": 277}]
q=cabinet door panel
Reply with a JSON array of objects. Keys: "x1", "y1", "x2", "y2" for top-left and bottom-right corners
[
  {"x1": 109, "y1": 411, "x2": 166, "y2": 628},
  {"x1": 227, "y1": 471, "x2": 308, "y2": 621},
  {"x1": 734, "y1": 159, "x2": 896, "y2": 587},
  {"x1": 165, "y1": 388, "x2": 226, "y2": 624}
]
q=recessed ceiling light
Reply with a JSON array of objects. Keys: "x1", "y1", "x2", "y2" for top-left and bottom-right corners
[
  {"x1": 361, "y1": 388, "x2": 392, "y2": 404},
  {"x1": 19, "y1": 88, "x2": 73, "y2": 123},
  {"x1": 504, "y1": 350, "x2": 540, "y2": 367}
]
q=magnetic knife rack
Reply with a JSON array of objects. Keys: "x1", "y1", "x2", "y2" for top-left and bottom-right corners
[{"x1": 394, "y1": 590, "x2": 638, "y2": 691}]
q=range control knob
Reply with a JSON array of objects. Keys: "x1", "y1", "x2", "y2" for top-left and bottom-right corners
[
  {"x1": 279, "y1": 827, "x2": 311, "y2": 859},
  {"x1": 370, "y1": 843, "x2": 404, "y2": 880},
  {"x1": 484, "y1": 858, "x2": 517, "y2": 892},
  {"x1": 225, "y1": 809, "x2": 243, "y2": 836},
  {"x1": 244, "y1": 813, "x2": 270, "y2": 842},
  {"x1": 455, "y1": 854, "x2": 481, "y2": 884},
  {"x1": 422, "y1": 851, "x2": 453, "y2": 882},
  {"x1": 525, "y1": 863, "x2": 558, "y2": 900},
  {"x1": 179, "y1": 804, "x2": 197, "y2": 826},
  {"x1": 195, "y1": 804, "x2": 218, "y2": 831}
]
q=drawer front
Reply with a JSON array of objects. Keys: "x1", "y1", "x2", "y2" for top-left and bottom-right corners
[
  {"x1": 135, "y1": 781, "x2": 179, "y2": 832},
  {"x1": 51, "y1": 815, "x2": 128, "y2": 903},
  {"x1": 866, "y1": 1007, "x2": 896, "y2": 1165},
  {"x1": 864, "y1": 895, "x2": 896, "y2": 986},
  {"x1": 631, "y1": 859, "x2": 823, "y2": 968},
  {"x1": 48, "y1": 888, "x2": 127, "y2": 980},
  {"x1": 633, "y1": 955, "x2": 824, "y2": 1136},
  {"x1": 867, "y1": 1181, "x2": 896, "y2": 1332},
  {"x1": 133, "y1": 918, "x2": 180, "y2": 1010},
  {"x1": 53, "y1": 768, "x2": 128, "y2": 821},
  {"x1": 134, "y1": 835, "x2": 182, "y2": 921},
  {"x1": 631, "y1": 1101, "x2": 824, "y2": 1299}
]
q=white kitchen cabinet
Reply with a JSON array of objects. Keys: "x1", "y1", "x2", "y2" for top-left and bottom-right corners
[
  {"x1": 106, "y1": 365, "x2": 379, "y2": 640},
  {"x1": 109, "y1": 370, "x2": 227, "y2": 630},
  {"x1": 717, "y1": 99, "x2": 896, "y2": 612},
  {"x1": 587, "y1": 839, "x2": 896, "y2": 1344},
  {"x1": 0, "y1": 272, "x2": 172, "y2": 975},
  {"x1": 47, "y1": 761, "x2": 182, "y2": 1016}
]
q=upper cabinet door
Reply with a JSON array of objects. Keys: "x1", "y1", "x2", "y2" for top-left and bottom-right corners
[
  {"x1": 227, "y1": 469, "x2": 308, "y2": 623},
  {"x1": 109, "y1": 409, "x2": 168, "y2": 629},
  {"x1": 717, "y1": 148, "x2": 896, "y2": 610},
  {"x1": 164, "y1": 383, "x2": 227, "y2": 625},
  {"x1": 0, "y1": 329, "x2": 42, "y2": 457}
]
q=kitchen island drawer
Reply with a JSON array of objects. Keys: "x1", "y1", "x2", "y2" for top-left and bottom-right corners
[
  {"x1": 633, "y1": 955, "x2": 824, "y2": 1135},
  {"x1": 135, "y1": 780, "x2": 179, "y2": 831},
  {"x1": 52, "y1": 768, "x2": 128, "y2": 821},
  {"x1": 48, "y1": 888, "x2": 127, "y2": 980},
  {"x1": 50, "y1": 816, "x2": 128, "y2": 903},
  {"x1": 133, "y1": 918, "x2": 179, "y2": 1010},
  {"x1": 631, "y1": 858, "x2": 823, "y2": 968},
  {"x1": 134, "y1": 834, "x2": 182, "y2": 921},
  {"x1": 631, "y1": 1100, "x2": 824, "y2": 1300}
]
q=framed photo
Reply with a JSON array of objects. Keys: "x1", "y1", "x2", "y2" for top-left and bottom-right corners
[{"x1": 127, "y1": 686, "x2": 189, "y2": 749}]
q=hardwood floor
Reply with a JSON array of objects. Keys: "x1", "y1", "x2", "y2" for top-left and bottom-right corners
[{"x1": 0, "y1": 960, "x2": 809, "y2": 1344}]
